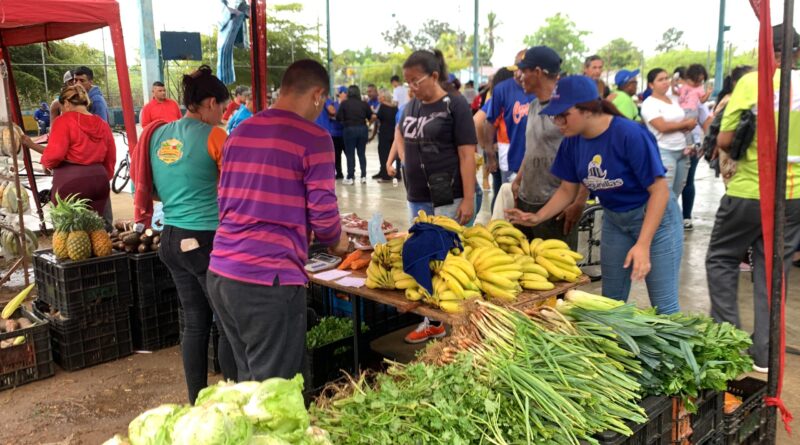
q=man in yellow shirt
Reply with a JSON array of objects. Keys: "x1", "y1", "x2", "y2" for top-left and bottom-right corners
[{"x1": 706, "y1": 23, "x2": 800, "y2": 374}]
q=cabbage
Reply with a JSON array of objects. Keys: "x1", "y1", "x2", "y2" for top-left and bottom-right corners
[
  {"x1": 128, "y1": 404, "x2": 185, "y2": 445},
  {"x1": 101, "y1": 435, "x2": 131, "y2": 445},
  {"x1": 196, "y1": 381, "x2": 261, "y2": 407},
  {"x1": 243, "y1": 375, "x2": 309, "y2": 442},
  {"x1": 303, "y1": 426, "x2": 333, "y2": 445},
  {"x1": 171, "y1": 402, "x2": 253, "y2": 445},
  {"x1": 247, "y1": 434, "x2": 292, "y2": 445}
]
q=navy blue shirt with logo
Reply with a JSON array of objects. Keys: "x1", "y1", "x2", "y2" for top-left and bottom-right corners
[
  {"x1": 550, "y1": 117, "x2": 666, "y2": 213},
  {"x1": 485, "y1": 78, "x2": 535, "y2": 173}
]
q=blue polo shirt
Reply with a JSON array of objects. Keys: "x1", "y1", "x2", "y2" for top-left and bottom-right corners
[
  {"x1": 485, "y1": 78, "x2": 535, "y2": 172},
  {"x1": 551, "y1": 117, "x2": 666, "y2": 213}
]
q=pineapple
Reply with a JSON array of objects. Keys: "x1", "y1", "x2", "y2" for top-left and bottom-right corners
[
  {"x1": 87, "y1": 212, "x2": 113, "y2": 257},
  {"x1": 66, "y1": 209, "x2": 92, "y2": 261},
  {"x1": 50, "y1": 194, "x2": 76, "y2": 260}
]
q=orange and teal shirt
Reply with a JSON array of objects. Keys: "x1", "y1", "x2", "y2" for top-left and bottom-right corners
[{"x1": 150, "y1": 117, "x2": 227, "y2": 231}]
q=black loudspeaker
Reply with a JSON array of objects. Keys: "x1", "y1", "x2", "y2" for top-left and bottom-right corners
[{"x1": 160, "y1": 32, "x2": 202, "y2": 61}]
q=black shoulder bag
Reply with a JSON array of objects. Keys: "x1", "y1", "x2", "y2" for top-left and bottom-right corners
[
  {"x1": 728, "y1": 109, "x2": 756, "y2": 161},
  {"x1": 411, "y1": 98, "x2": 455, "y2": 207}
]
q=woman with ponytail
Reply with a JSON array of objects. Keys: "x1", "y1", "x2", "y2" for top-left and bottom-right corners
[
  {"x1": 395, "y1": 49, "x2": 478, "y2": 344},
  {"x1": 506, "y1": 75, "x2": 683, "y2": 315}
]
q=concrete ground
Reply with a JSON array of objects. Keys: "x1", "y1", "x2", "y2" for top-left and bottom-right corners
[{"x1": 29, "y1": 136, "x2": 800, "y2": 442}]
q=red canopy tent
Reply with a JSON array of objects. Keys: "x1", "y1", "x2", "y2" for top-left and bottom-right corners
[{"x1": 0, "y1": 0, "x2": 138, "y2": 229}]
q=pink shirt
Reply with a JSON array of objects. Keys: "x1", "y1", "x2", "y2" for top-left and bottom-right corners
[{"x1": 678, "y1": 84, "x2": 705, "y2": 111}]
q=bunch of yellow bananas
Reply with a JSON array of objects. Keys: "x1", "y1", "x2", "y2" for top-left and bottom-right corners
[
  {"x1": 367, "y1": 237, "x2": 407, "y2": 290},
  {"x1": 414, "y1": 210, "x2": 464, "y2": 235},
  {"x1": 529, "y1": 238, "x2": 584, "y2": 283},
  {"x1": 462, "y1": 223, "x2": 498, "y2": 250},
  {"x1": 429, "y1": 253, "x2": 483, "y2": 313},
  {"x1": 513, "y1": 254, "x2": 555, "y2": 291},
  {"x1": 466, "y1": 246, "x2": 523, "y2": 302},
  {"x1": 487, "y1": 220, "x2": 531, "y2": 256},
  {"x1": 365, "y1": 260, "x2": 395, "y2": 289}
]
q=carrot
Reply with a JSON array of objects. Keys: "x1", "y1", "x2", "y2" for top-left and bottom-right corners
[
  {"x1": 338, "y1": 250, "x2": 364, "y2": 270},
  {"x1": 350, "y1": 258, "x2": 371, "y2": 270}
]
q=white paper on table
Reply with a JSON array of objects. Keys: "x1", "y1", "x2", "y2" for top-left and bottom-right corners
[
  {"x1": 335, "y1": 276, "x2": 367, "y2": 288},
  {"x1": 314, "y1": 269, "x2": 351, "y2": 281}
]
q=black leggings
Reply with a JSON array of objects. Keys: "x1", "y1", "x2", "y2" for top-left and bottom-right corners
[{"x1": 159, "y1": 225, "x2": 237, "y2": 403}]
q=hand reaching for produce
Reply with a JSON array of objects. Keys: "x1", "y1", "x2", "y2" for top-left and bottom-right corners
[
  {"x1": 455, "y1": 198, "x2": 474, "y2": 225},
  {"x1": 329, "y1": 232, "x2": 351, "y2": 257},
  {"x1": 624, "y1": 242, "x2": 651, "y2": 281},
  {"x1": 504, "y1": 208, "x2": 540, "y2": 227}
]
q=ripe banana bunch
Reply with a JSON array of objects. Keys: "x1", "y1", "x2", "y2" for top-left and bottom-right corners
[
  {"x1": 462, "y1": 224, "x2": 498, "y2": 250},
  {"x1": 530, "y1": 238, "x2": 584, "y2": 283},
  {"x1": 414, "y1": 210, "x2": 465, "y2": 235},
  {"x1": 467, "y1": 246, "x2": 523, "y2": 302},
  {"x1": 514, "y1": 254, "x2": 555, "y2": 291},
  {"x1": 487, "y1": 219, "x2": 531, "y2": 256},
  {"x1": 422, "y1": 253, "x2": 482, "y2": 313},
  {"x1": 365, "y1": 260, "x2": 395, "y2": 289}
]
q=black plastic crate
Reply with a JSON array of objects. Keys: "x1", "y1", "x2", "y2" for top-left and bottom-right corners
[
  {"x1": 305, "y1": 335, "x2": 354, "y2": 392},
  {"x1": 720, "y1": 378, "x2": 767, "y2": 445},
  {"x1": 128, "y1": 251, "x2": 175, "y2": 305},
  {"x1": 589, "y1": 396, "x2": 673, "y2": 445},
  {"x1": 130, "y1": 289, "x2": 180, "y2": 351},
  {"x1": 0, "y1": 307, "x2": 55, "y2": 391},
  {"x1": 691, "y1": 391, "x2": 725, "y2": 444},
  {"x1": 33, "y1": 250, "x2": 132, "y2": 318},
  {"x1": 35, "y1": 305, "x2": 132, "y2": 371}
]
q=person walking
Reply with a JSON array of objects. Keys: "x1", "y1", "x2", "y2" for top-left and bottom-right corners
[
  {"x1": 374, "y1": 89, "x2": 398, "y2": 182},
  {"x1": 336, "y1": 85, "x2": 375, "y2": 184},
  {"x1": 21, "y1": 85, "x2": 115, "y2": 215},
  {"x1": 706, "y1": 24, "x2": 800, "y2": 373},
  {"x1": 132, "y1": 65, "x2": 237, "y2": 402},
  {"x1": 640, "y1": 68, "x2": 697, "y2": 197},
  {"x1": 140, "y1": 81, "x2": 182, "y2": 127},
  {"x1": 207, "y1": 60, "x2": 349, "y2": 382},
  {"x1": 506, "y1": 75, "x2": 683, "y2": 315}
]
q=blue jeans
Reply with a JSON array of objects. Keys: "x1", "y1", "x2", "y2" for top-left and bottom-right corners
[
  {"x1": 600, "y1": 197, "x2": 683, "y2": 314},
  {"x1": 660, "y1": 149, "x2": 690, "y2": 197},
  {"x1": 408, "y1": 185, "x2": 482, "y2": 227},
  {"x1": 682, "y1": 154, "x2": 700, "y2": 220},
  {"x1": 343, "y1": 126, "x2": 368, "y2": 179},
  {"x1": 490, "y1": 170, "x2": 502, "y2": 212}
]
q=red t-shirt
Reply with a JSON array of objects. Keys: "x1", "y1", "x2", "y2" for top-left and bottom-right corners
[
  {"x1": 43, "y1": 112, "x2": 116, "y2": 179},
  {"x1": 140, "y1": 98, "x2": 182, "y2": 127},
  {"x1": 222, "y1": 100, "x2": 241, "y2": 121}
]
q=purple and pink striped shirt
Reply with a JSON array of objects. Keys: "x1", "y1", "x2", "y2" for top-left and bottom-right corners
[{"x1": 209, "y1": 108, "x2": 342, "y2": 286}]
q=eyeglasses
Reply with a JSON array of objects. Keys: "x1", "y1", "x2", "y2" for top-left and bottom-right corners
[
  {"x1": 551, "y1": 110, "x2": 573, "y2": 126},
  {"x1": 408, "y1": 75, "x2": 429, "y2": 90}
]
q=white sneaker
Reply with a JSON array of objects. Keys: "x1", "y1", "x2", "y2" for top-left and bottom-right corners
[
  {"x1": 753, "y1": 364, "x2": 769, "y2": 374},
  {"x1": 360, "y1": 177, "x2": 367, "y2": 184},
  {"x1": 342, "y1": 178, "x2": 354, "y2": 185}
]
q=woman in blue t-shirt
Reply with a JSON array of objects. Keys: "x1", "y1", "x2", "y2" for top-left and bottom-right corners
[{"x1": 506, "y1": 75, "x2": 683, "y2": 314}]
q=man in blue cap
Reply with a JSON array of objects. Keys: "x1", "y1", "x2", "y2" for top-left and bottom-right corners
[
  {"x1": 34, "y1": 102, "x2": 50, "y2": 135},
  {"x1": 609, "y1": 69, "x2": 641, "y2": 121},
  {"x1": 511, "y1": 46, "x2": 587, "y2": 248}
]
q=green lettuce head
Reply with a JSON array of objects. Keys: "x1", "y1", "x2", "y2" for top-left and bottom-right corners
[
  {"x1": 243, "y1": 375, "x2": 309, "y2": 441},
  {"x1": 128, "y1": 404, "x2": 185, "y2": 445},
  {"x1": 196, "y1": 380, "x2": 261, "y2": 407},
  {"x1": 171, "y1": 402, "x2": 253, "y2": 445}
]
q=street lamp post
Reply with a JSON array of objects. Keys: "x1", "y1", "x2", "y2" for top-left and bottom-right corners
[
  {"x1": 473, "y1": 0, "x2": 479, "y2": 85},
  {"x1": 326, "y1": 0, "x2": 333, "y2": 97},
  {"x1": 713, "y1": 0, "x2": 728, "y2": 97}
]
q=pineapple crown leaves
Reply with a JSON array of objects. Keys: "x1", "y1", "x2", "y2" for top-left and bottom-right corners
[{"x1": 49, "y1": 194, "x2": 94, "y2": 232}]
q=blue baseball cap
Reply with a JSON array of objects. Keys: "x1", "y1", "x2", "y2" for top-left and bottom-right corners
[
  {"x1": 614, "y1": 69, "x2": 640, "y2": 87},
  {"x1": 540, "y1": 75, "x2": 600, "y2": 116},
  {"x1": 337, "y1": 86, "x2": 347, "y2": 94}
]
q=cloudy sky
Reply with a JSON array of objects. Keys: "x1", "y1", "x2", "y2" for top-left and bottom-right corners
[{"x1": 72, "y1": 0, "x2": 796, "y2": 66}]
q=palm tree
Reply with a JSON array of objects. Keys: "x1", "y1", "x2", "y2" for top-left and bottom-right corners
[{"x1": 484, "y1": 12, "x2": 502, "y2": 62}]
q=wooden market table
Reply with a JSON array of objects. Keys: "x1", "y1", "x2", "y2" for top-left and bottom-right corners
[{"x1": 309, "y1": 270, "x2": 590, "y2": 372}]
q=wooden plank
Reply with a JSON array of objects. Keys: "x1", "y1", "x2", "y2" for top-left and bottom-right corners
[{"x1": 309, "y1": 272, "x2": 590, "y2": 324}]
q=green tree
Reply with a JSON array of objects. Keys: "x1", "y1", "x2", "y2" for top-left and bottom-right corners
[
  {"x1": 523, "y1": 13, "x2": 588, "y2": 74},
  {"x1": 656, "y1": 27, "x2": 685, "y2": 52},
  {"x1": 382, "y1": 23, "x2": 426, "y2": 50},
  {"x1": 484, "y1": 12, "x2": 502, "y2": 62},
  {"x1": 599, "y1": 38, "x2": 641, "y2": 71}
]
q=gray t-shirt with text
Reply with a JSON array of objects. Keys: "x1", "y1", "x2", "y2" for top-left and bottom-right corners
[{"x1": 519, "y1": 98, "x2": 564, "y2": 205}]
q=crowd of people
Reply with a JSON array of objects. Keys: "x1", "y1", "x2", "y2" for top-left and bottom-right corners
[{"x1": 17, "y1": 21, "x2": 800, "y2": 400}]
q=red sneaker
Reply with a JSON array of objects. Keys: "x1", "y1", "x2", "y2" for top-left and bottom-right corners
[{"x1": 404, "y1": 318, "x2": 447, "y2": 344}]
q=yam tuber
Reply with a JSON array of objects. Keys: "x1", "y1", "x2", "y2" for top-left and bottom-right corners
[
  {"x1": 137, "y1": 244, "x2": 148, "y2": 253},
  {"x1": 152, "y1": 235, "x2": 160, "y2": 245},
  {"x1": 123, "y1": 232, "x2": 141, "y2": 246},
  {"x1": 151, "y1": 243, "x2": 160, "y2": 251}
]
